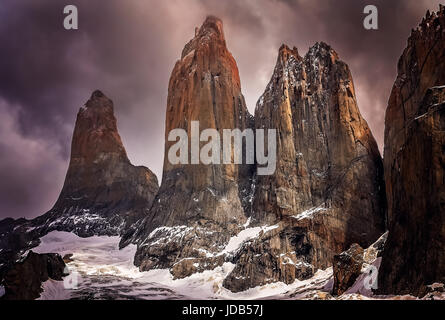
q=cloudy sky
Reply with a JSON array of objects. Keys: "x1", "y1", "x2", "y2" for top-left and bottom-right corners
[{"x1": 0, "y1": 0, "x2": 443, "y2": 219}]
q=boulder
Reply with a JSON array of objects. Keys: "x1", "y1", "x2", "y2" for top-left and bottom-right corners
[
  {"x1": 1, "y1": 251, "x2": 67, "y2": 300},
  {"x1": 332, "y1": 243, "x2": 364, "y2": 296}
]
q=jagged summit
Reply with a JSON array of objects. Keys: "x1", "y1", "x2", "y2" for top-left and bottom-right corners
[
  {"x1": 410, "y1": 4, "x2": 444, "y2": 39},
  {"x1": 90, "y1": 89, "x2": 106, "y2": 99},
  {"x1": 307, "y1": 42, "x2": 338, "y2": 56},
  {"x1": 224, "y1": 39, "x2": 385, "y2": 292},
  {"x1": 275, "y1": 44, "x2": 302, "y2": 73},
  {"x1": 278, "y1": 44, "x2": 301, "y2": 61},
  {"x1": 181, "y1": 15, "x2": 226, "y2": 59},
  {"x1": 257, "y1": 41, "x2": 345, "y2": 113},
  {"x1": 199, "y1": 15, "x2": 224, "y2": 37},
  {"x1": 275, "y1": 41, "x2": 339, "y2": 66}
]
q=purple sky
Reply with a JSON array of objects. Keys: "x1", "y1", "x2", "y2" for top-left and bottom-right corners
[{"x1": 0, "y1": 0, "x2": 443, "y2": 219}]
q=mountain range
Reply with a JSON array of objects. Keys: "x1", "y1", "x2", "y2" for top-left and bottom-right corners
[{"x1": 0, "y1": 7, "x2": 444, "y2": 300}]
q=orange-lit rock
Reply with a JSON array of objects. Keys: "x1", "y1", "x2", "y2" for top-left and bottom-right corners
[
  {"x1": 224, "y1": 42, "x2": 386, "y2": 292},
  {"x1": 132, "y1": 16, "x2": 254, "y2": 278}
]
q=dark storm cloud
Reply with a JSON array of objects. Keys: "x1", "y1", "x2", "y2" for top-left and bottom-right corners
[
  {"x1": 206, "y1": 0, "x2": 444, "y2": 147},
  {"x1": 0, "y1": 0, "x2": 442, "y2": 219}
]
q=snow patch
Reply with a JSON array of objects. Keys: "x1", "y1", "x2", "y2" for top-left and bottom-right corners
[
  {"x1": 221, "y1": 227, "x2": 263, "y2": 254},
  {"x1": 243, "y1": 217, "x2": 252, "y2": 228},
  {"x1": 206, "y1": 187, "x2": 217, "y2": 197},
  {"x1": 142, "y1": 225, "x2": 192, "y2": 247},
  {"x1": 292, "y1": 206, "x2": 326, "y2": 220},
  {"x1": 221, "y1": 224, "x2": 279, "y2": 255},
  {"x1": 37, "y1": 280, "x2": 71, "y2": 300}
]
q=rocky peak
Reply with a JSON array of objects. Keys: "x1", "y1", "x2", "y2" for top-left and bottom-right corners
[
  {"x1": 88, "y1": 89, "x2": 109, "y2": 104},
  {"x1": 32, "y1": 90, "x2": 159, "y2": 237},
  {"x1": 258, "y1": 42, "x2": 346, "y2": 115},
  {"x1": 81, "y1": 90, "x2": 114, "y2": 118},
  {"x1": 278, "y1": 44, "x2": 301, "y2": 64},
  {"x1": 0, "y1": 90, "x2": 159, "y2": 284},
  {"x1": 198, "y1": 15, "x2": 224, "y2": 39},
  {"x1": 256, "y1": 44, "x2": 302, "y2": 114},
  {"x1": 131, "y1": 17, "x2": 253, "y2": 278},
  {"x1": 306, "y1": 42, "x2": 338, "y2": 62},
  {"x1": 181, "y1": 16, "x2": 227, "y2": 59},
  {"x1": 71, "y1": 90, "x2": 127, "y2": 162},
  {"x1": 224, "y1": 42, "x2": 386, "y2": 292}
]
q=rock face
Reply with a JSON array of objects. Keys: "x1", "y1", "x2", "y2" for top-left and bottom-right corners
[
  {"x1": 131, "y1": 18, "x2": 385, "y2": 291},
  {"x1": 332, "y1": 243, "x2": 364, "y2": 296},
  {"x1": 34, "y1": 90, "x2": 159, "y2": 237},
  {"x1": 0, "y1": 90, "x2": 159, "y2": 286},
  {"x1": 423, "y1": 283, "x2": 445, "y2": 300},
  {"x1": 1, "y1": 17, "x2": 386, "y2": 295},
  {"x1": 0, "y1": 218, "x2": 39, "y2": 281},
  {"x1": 223, "y1": 43, "x2": 386, "y2": 291},
  {"x1": 378, "y1": 7, "x2": 445, "y2": 296},
  {"x1": 131, "y1": 16, "x2": 254, "y2": 277},
  {"x1": 0, "y1": 251, "x2": 66, "y2": 300}
]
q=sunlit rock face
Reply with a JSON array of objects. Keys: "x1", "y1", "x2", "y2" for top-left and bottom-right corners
[
  {"x1": 130, "y1": 17, "x2": 386, "y2": 291},
  {"x1": 32, "y1": 90, "x2": 159, "y2": 237},
  {"x1": 378, "y1": 7, "x2": 445, "y2": 296},
  {"x1": 131, "y1": 16, "x2": 254, "y2": 278},
  {"x1": 223, "y1": 43, "x2": 386, "y2": 292}
]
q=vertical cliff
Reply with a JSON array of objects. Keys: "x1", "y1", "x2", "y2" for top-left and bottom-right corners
[
  {"x1": 378, "y1": 6, "x2": 445, "y2": 296},
  {"x1": 132, "y1": 16, "x2": 254, "y2": 278},
  {"x1": 223, "y1": 43, "x2": 386, "y2": 291}
]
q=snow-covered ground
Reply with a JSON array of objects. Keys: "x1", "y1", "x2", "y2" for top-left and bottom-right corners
[
  {"x1": 34, "y1": 231, "x2": 337, "y2": 300},
  {"x1": 33, "y1": 231, "x2": 430, "y2": 300}
]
